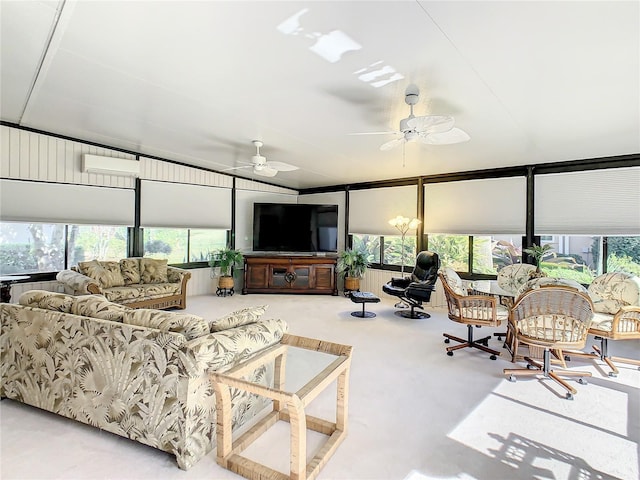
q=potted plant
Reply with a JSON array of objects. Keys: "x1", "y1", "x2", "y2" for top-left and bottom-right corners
[
  {"x1": 337, "y1": 249, "x2": 370, "y2": 293},
  {"x1": 209, "y1": 247, "x2": 244, "y2": 291},
  {"x1": 523, "y1": 243, "x2": 554, "y2": 276}
]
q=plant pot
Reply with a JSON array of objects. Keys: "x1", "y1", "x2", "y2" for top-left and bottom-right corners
[
  {"x1": 344, "y1": 276, "x2": 360, "y2": 292},
  {"x1": 218, "y1": 276, "x2": 234, "y2": 289}
]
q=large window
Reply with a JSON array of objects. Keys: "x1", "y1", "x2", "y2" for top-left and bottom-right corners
[
  {"x1": 538, "y1": 235, "x2": 599, "y2": 283},
  {"x1": 605, "y1": 236, "x2": 640, "y2": 276},
  {"x1": 350, "y1": 234, "x2": 418, "y2": 270},
  {"x1": 352, "y1": 234, "x2": 380, "y2": 264},
  {"x1": 0, "y1": 222, "x2": 128, "y2": 275},
  {"x1": 69, "y1": 225, "x2": 128, "y2": 265},
  {"x1": 473, "y1": 235, "x2": 523, "y2": 275},
  {"x1": 143, "y1": 228, "x2": 227, "y2": 264},
  {"x1": 427, "y1": 234, "x2": 469, "y2": 271}
]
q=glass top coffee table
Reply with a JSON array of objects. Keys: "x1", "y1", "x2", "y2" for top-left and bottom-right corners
[{"x1": 211, "y1": 334, "x2": 352, "y2": 480}]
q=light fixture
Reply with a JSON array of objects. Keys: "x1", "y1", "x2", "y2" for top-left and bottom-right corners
[
  {"x1": 388, "y1": 215, "x2": 421, "y2": 308},
  {"x1": 389, "y1": 215, "x2": 421, "y2": 275}
]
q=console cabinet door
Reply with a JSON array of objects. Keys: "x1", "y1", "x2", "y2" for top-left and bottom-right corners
[{"x1": 245, "y1": 263, "x2": 269, "y2": 289}]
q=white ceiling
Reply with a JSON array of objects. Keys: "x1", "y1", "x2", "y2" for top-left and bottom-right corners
[{"x1": 1, "y1": 1, "x2": 638, "y2": 190}]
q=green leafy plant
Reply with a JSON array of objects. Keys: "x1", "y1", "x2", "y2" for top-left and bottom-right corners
[
  {"x1": 523, "y1": 243, "x2": 554, "y2": 272},
  {"x1": 336, "y1": 249, "x2": 369, "y2": 279},
  {"x1": 209, "y1": 247, "x2": 243, "y2": 277}
]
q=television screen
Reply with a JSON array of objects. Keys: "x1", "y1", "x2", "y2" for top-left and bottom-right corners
[{"x1": 252, "y1": 203, "x2": 338, "y2": 252}]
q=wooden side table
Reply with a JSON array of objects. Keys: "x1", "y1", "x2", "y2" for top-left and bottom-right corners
[{"x1": 211, "y1": 334, "x2": 352, "y2": 480}]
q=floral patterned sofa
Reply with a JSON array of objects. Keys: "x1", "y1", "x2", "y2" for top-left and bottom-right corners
[
  {"x1": 56, "y1": 257, "x2": 190, "y2": 310},
  {"x1": 0, "y1": 291, "x2": 287, "y2": 469}
]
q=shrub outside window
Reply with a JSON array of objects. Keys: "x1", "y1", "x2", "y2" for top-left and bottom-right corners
[
  {"x1": 473, "y1": 235, "x2": 523, "y2": 275},
  {"x1": 143, "y1": 228, "x2": 229, "y2": 264},
  {"x1": 68, "y1": 225, "x2": 128, "y2": 265},
  {"x1": 351, "y1": 234, "x2": 381, "y2": 264},
  {"x1": 0, "y1": 222, "x2": 66, "y2": 274},
  {"x1": 605, "y1": 236, "x2": 640, "y2": 276},
  {"x1": 538, "y1": 235, "x2": 599, "y2": 284},
  {"x1": 189, "y1": 229, "x2": 227, "y2": 262},
  {"x1": 383, "y1": 235, "x2": 417, "y2": 267},
  {"x1": 427, "y1": 234, "x2": 469, "y2": 271}
]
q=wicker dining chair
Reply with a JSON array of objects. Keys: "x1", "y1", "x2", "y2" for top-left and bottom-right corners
[
  {"x1": 439, "y1": 269, "x2": 508, "y2": 360},
  {"x1": 503, "y1": 286, "x2": 594, "y2": 400}
]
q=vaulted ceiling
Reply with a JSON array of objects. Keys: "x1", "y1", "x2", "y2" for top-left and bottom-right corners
[{"x1": 1, "y1": 1, "x2": 638, "y2": 190}]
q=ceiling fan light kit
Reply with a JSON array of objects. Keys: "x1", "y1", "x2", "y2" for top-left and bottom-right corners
[{"x1": 224, "y1": 140, "x2": 299, "y2": 178}]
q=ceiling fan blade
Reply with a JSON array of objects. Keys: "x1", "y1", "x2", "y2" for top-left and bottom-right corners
[
  {"x1": 254, "y1": 165, "x2": 278, "y2": 177},
  {"x1": 407, "y1": 115, "x2": 455, "y2": 133},
  {"x1": 265, "y1": 161, "x2": 298, "y2": 172},
  {"x1": 420, "y1": 127, "x2": 470, "y2": 145},
  {"x1": 348, "y1": 131, "x2": 399, "y2": 136},
  {"x1": 380, "y1": 138, "x2": 405, "y2": 151},
  {"x1": 222, "y1": 165, "x2": 252, "y2": 172}
]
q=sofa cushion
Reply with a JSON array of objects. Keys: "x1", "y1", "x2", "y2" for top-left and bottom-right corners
[
  {"x1": 70, "y1": 295, "x2": 129, "y2": 322},
  {"x1": 18, "y1": 290, "x2": 75, "y2": 313},
  {"x1": 140, "y1": 258, "x2": 168, "y2": 284},
  {"x1": 123, "y1": 309, "x2": 209, "y2": 340},
  {"x1": 209, "y1": 305, "x2": 268, "y2": 332},
  {"x1": 120, "y1": 258, "x2": 141, "y2": 285},
  {"x1": 101, "y1": 283, "x2": 180, "y2": 304},
  {"x1": 77, "y1": 260, "x2": 125, "y2": 288}
]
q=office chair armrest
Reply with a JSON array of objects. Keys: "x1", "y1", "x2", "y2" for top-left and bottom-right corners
[{"x1": 389, "y1": 277, "x2": 411, "y2": 288}]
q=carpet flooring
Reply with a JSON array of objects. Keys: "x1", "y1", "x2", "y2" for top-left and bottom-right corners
[{"x1": 1, "y1": 294, "x2": 639, "y2": 480}]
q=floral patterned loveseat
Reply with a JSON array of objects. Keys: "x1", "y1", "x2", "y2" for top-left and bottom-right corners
[
  {"x1": 56, "y1": 257, "x2": 190, "y2": 310},
  {"x1": 0, "y1": 291, "x2": 288, "y2": 469}
]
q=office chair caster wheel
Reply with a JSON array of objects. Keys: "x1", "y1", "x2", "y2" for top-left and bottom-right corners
[
  {"x1": 496, "y1": 336, "x2": 503, "y2": 341},
  {"x1": 564, "y1": 355, "x2": 571, "y2": 361},
  {"x1": 526, "y1": 364, "x2": 536, "y2": 370},
  {"x1": 508, "y1": 375, "x2": 516, "y2": 382},
  {"x1": 481, "y1": 340, "x2": 489, "y2": 346},
  {"x1": 490, "y1": 355, "x2": 497, "y2": 360},
  {"x1": 578, "y1": 378, "x2": 588, "y2": 385},
  {"x1": 447, "y1": 351, "x2": 453, "y2": 356},
  {"x1": 565, "y1": 393, "x2": 574, "y2": 400},
  {"x1": 608, "y1": 372, "x2": 618, "y2": 377},
  {"x1": 444, "y1": 338, "x2": 450, "y2": 344}
]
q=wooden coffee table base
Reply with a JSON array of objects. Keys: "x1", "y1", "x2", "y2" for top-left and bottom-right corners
[{"x1": 211, "y1": 334, "x2": 352, "y2": 480}]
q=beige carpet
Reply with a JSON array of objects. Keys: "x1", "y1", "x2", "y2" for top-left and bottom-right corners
[{"x1": 2, "y1": 293, "x2": 639, "y2": 480}]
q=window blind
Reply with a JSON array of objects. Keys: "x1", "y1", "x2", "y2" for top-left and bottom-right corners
[
  {"x1": 349, "y1": 185, "x2": 417, "y2": 235},
  {"x1": 0, "y1": 179, "x2": 134, "y2": 225},
  {"x1": 535, "y1": 167, "x2": 640, "y2": 235},
  {"x1": 140, "y1": 180, "x2": 231, "y2": 229},
  {"x1": 424, "y1": 177, "x2": 526, "y2": 234}
]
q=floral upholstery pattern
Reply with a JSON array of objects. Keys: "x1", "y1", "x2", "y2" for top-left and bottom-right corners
[
  {"x1": 497, "y1": 264, "x2": 538, "y2": 295},
  {"x1": 587, "y1": 272, "x2": 640, "y2": 314},
  {"x1": 123, "y1": 309, "x2": 210, "y2": 340},
  {"x1": 518, "y1": 276, "x2": 587, "y2": 297},
  {"x1": 0, "y1": 298, "x2": 288, "y2": 470},
  {"x1": 119, "y1": 258, "x2": 141, "y2": 285},
  {"x1": 140, "y1": 258, "x2": 168, "y2": 284},
  {"x1": 71, "y1": 295, "x2": 130, "y2": 322},
  {"x1": 209, "y1": 305, "x2": 268, "y2": 332},
  {"x1": 440, "y1": 267, "x2": 467, "y2": 296},
  {"x1": 102, "y1": 284, "x2": 180, "y2": 304},
  {"x1": 18, "y1": 290, "x2": 76, "y2": 313},
  {"x1": 78, "y1": 260, "x2": 125, "y2": 288}
]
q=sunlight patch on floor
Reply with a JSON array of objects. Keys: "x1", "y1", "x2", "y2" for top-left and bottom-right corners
[{"x1": 447, "y1": 379, "x2": 637, "y2": 480}]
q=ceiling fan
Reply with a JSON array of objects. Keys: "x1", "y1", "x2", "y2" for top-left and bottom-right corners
[
  {"x1": 352, "y1": 91, "x2": 470, "y2": 151},
  {"x1": 225, "y1": 140, "x2": 299, "y2": 177}
]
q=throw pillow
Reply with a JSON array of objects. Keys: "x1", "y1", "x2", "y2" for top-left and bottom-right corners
[
  {"x1": 18, "y1": 290, "x2": 75, "y2": 313},
  {"x1": 120, "y1": 258, "x2": 141, "y2": 285},
  {"x1": 70, "y1": 295, "x2": 129, "y2": 322},
  {"x1": 77, "y1": 260, "x2": 113, "y2": 289},
  {"x1": 209, "y1": 305, "x2": 268, "y2": 332},
  {"x1": 98, "y1": 261, "x2": 125, "y2": 288},
  {"x1": 140, "y1": 258, "x2": 168, "y2": 284},
  {"x1": 123, "y1": 309, "x2": 209, "y2": 340}
]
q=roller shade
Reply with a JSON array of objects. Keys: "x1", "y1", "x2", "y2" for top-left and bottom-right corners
[
  {"x1": 0, "y1": 179, "x2": 134, "y2": 225},
  {"x1": 535, "y1": 167, "x2": 640, "y2": 235},
  {"x1": 140, "y1": 180, "x2": 231, "y2": 229},
  {"x1": 424, "y1": 177, "x2": 526, "y2": 234},
  {"x1": 349, "y1": 185, "x2": 417, "y2": 235}
]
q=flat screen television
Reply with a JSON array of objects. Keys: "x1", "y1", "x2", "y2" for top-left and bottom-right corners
[{"x1": 252, "y1": 203, "x2": 338, "y2": 253}]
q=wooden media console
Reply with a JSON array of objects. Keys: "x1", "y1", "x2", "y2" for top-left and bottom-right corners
[{"x1": 243, "y1": 254, "x2": 338, "y2": 295}]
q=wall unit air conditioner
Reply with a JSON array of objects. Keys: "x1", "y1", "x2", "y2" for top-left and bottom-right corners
[{"x1": 82, "y1": 154, "x2": 140, "y2": 177}]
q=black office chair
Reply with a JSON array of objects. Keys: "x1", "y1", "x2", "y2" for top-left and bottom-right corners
[{"x1": 382, "y1": 251, "x2": 440, "y2": 319}]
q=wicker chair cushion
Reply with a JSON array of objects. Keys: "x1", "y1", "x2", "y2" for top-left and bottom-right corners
[
  {"x1": 587, "y1": 272, "x2": 640, "y2": 314},
  {"x1": 518, "y1": 276, "x2": 587, "y2": 296},
  {"x1": 440, "y1": 267, "x2": 467, "y2": 296},
  {"x1": 459, "y1": 304, "x2": 509, "y2": 321},
  {"x1": 497, "y1": 264, "x2": 537, "y2": 295}
]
